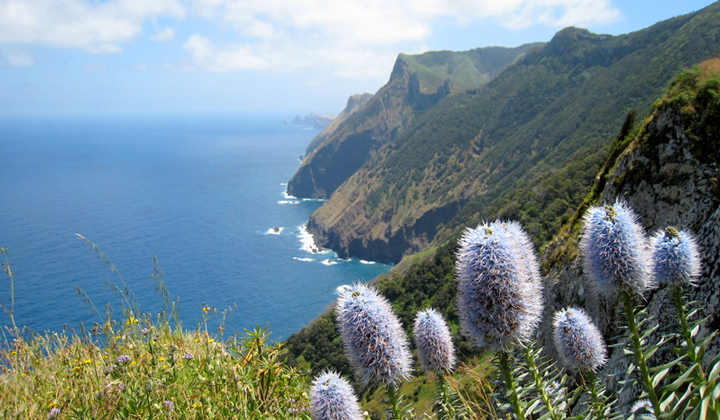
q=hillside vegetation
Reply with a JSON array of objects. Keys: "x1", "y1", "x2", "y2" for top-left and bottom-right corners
[
  {"x1": 287, "y1": 43, "x2": 542, "y2": 199},
  {"x1": 304, "y1": 3, "x2": 720, "y2": 264}
]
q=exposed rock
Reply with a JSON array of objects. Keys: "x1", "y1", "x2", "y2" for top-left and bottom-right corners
[{"x1": 539, "y1": 78, "x2": 720, "y2": 410}]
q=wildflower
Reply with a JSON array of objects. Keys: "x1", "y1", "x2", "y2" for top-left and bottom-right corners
[
  {"x1": 141, "y1": 328, "x2": 150, "y2": 336},
  {"x1": 48, "y1": 408, "x2": 61, "y2": 419},
  {"x1": 455, "y1": 220, "x2": 543, "y2": 350},
  {"x1": 125, "y1": 317, "x2": 139, "y2": 325},
  {"x1": 413, "y1": 308, "x2": 456, "y2": 374},
  {"x1": 580, "y1": 200, "x2": 652, "y2": 296},
  {"x1": 650, "y1": 227, "x2": 701, "y2": 287},
  {"x1": 163, "y1": 400, "x2": 174, "y2": 411},
  {"x1": 183, "y1": 352, "x2": 194, "y2": 360},
  {"x1": 203, "y1": 305, "x2": 211, "y2": 312},
  {"x1": 336, "y1": 283, "x2": 412, "y2": 386},
  {"x1": 310, "y1": 371, "x2": 364, "y2": 420},
  {"x1": 116, "y1": 354, "x2": 131, "y2": 364},
  {"x1": 552, "y1": 307, "x2": 607, "y2": 372}
]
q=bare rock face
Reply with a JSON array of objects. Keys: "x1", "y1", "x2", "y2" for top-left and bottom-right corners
[{"x1": 539, "y1": 97, "x2": 720, "y2": 408}]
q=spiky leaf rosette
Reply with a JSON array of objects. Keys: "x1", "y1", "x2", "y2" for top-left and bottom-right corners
[
  {"x1": 414, "y1": 308, "x2": 456, "y2": 374},
  {"x1": 456, "y1": 220, "x2": 543, "y2": 351},
  {"x1": 311, "y1": 371, "x2": 364, "y2": 420},
  {"x1": 336, "y1": 284, "x2": 412, "y2": 387},
  {"x1": 580, "y1": 200, "x2": 653, "y2": 296},
  {"x1": 650, "y1": 227, "x2": 701, "y2": 287},
  {"x1": 552, "y1": 307, "x2": 607, "y2": 372}
]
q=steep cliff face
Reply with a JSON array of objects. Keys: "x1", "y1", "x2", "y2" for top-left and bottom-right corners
[
  {"x1": 286, "y1": 43, "x2": 542, "y2": 199},
  {"x1": 539, "y1": 60, "x2": 720, "y2": 402},
  {"x1": 304, "y1": 93, "x2": 373, "y2": 156},
  {"x1": 306, "y1": 3, "x2": 720, "y2": 264}
]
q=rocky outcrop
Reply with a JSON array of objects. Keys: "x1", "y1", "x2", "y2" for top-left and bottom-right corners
[{"x1": 539, "y1": 63, "x2": 720, "y2": 407}]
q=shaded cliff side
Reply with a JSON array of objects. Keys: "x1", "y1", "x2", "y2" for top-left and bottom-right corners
[
  {"x1": 306, "y1": 3, "x2": 720, "y2": 263},
  {"x1": 304, "y1": 93, "x2": 373, "y2": 156},
  {"x1": 286, "y1": 43, "x2": 542, "y2": 199}
]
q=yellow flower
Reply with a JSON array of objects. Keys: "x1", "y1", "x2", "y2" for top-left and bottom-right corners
[
  {"x1": 193, "y1": 402, "x2": 203, "y2": 409},
  {"x1": 48, "y1": 402, "x2": 57, "y2": 408},
  {"x1": 73, "y1": 366, "x2": 82, "y2": 371},
  {"x1": 125, "y1": 317, "x2": 139, "y2": 325},
  {"x1": 159, "y1": 357, "x2": 165, "y2": 362},
  {"x1": 208, "y1": 338, "x2": 215, "y2": 343},
  {"x1": 84, "y1": 359, "x2": 92, "y2": 364},
  {"x1": 202, "y1": 306, "x2": 210, "y2": 312},
  {"x1": 10, "y1": 351, "x2": 16, "y2": 356}
]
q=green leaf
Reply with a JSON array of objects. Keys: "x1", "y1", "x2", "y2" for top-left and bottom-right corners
[
  {"x1": 663, "y1": 365, "x2": 698, "y2": 393},
  {"x1": 653, "y1": 366, "x2": 671, "y2": 387}
]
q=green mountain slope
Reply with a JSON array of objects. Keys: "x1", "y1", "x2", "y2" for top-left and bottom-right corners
[
  {"x1": 306, "y1": 3, "x2": 720, "y2": 263},
  {"x1": 284, "y1": 60, "x2": 720, "y2": 414},
  {"x1": 286, "y1": 43, "x2": 542, "y2": 199}
]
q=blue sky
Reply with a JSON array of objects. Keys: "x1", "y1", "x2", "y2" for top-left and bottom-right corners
[{"x1": 0, "y1": 0, "x2": 716, "y2": 117}]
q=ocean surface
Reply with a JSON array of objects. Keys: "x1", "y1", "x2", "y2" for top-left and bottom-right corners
[{"x1": 0, "y1": 114, "x2": 391, "y2": 340}]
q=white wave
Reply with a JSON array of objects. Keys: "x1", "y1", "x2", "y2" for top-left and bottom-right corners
[
  {"x1": 283, "y1": 190, "x2": 297, "y2": 200},
  {"x1": 293, "y1": 257, "x2": 314, "y2": 262},
  {"x1": 322, "y1": 258, "x2": 338, "y2": 266},
  {"x1": 359, "y1": 260, "x2": 376, "y2": 265},
  {"x1": 280, "y1": 182, "x2": 287, "y2": 186},
  {"x1": 265, "y1": 227, "x2": 284, "y2": 235},
  {"x1": 298, "y1": 224, "x2": 327, "y2": 254},
  {"x1": 278, "y1": 200, "x2": 300, "y2": 205}
]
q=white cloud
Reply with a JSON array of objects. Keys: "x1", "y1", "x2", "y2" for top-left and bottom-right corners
[
  {"x1": 0, "y1": 0, "x2": 621, "y2": 76},
  {"x1": 182, "y1": 0, "x2": 621, "y2": 78},
  {"x1": 0, "y1": 0, "x2": 185, "y2": 53},
  {"x1": 151, "y1": 27, "x2": 176, "y2": 42}
]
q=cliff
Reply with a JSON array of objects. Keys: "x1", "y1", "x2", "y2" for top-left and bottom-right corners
[
  {"x1": 286, "y1": 43, "x2": 542, "y2": 199},
  {"x1": 304, "y1": 3, "x2": 720, "y2": 264},
  {"x1": 303, "y1": 93, "x2": 373, "y2": 156},
  {"x1": 539, "y1": 58, "x2": 720, "y2": 402},
  {"x1": 284, "y1": 59, "x2": 720, "y2": 401}
]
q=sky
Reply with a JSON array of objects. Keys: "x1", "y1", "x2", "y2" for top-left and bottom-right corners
[{"x1": 0, "y1": 0, "x2": 716, "y2": 117}]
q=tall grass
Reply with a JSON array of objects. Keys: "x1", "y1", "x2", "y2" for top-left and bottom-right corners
[{"x1": 1, "y1": 241, "x2": 311, "y2": 420}]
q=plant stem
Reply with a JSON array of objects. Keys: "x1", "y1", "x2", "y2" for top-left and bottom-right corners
[
  {"x1": 585, "y1": 369, "x2": 605, "y2": 420},
  {"x1": 2, "y1": 248, "x2": 19, "y2": 334},
  {"x1": 523, "y1": 345, "x2": 560, "y2": 420},
  {"x1": 499, "y1": 351, "x2": 527, "y2": 420},
  {"x1": 621, "y1": 290, "x2": 662, "y2": 418},
  {"x1": 386, "y1": 384, "x2": 404, "y2": 420},
  {"x1": 672, "y1": 284, "x2": 706, "y2": 381}
]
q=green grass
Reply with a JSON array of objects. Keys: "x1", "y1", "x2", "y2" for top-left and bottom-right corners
[{"x1": 1, "y1": 245, "x2": 311, "y2": 420}]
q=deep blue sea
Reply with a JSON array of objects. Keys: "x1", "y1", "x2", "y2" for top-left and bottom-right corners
[{"x1": 0, "y1": 114, "x2": 390, "y2": 340}]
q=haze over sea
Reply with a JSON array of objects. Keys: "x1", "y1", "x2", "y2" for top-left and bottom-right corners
[{"x1": 0, "y1": 114, "x2": 390, "y2": 340}]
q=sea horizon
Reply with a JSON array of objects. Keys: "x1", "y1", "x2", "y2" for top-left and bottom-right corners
[{"x1": 0, "y1": 113, "x2": 391, "y2": 341}]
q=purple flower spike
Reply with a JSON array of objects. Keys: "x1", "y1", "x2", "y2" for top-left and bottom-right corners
[
  {"x1": 310, "y1": 371, "x2": 364, "y2": 420},
  {"x1": 456, "y1": 220, "x2": 543, "y2": 350},
  {"x1": 580, "y1": 200, "x2": 653, "y2": 296},
  {"x1": 116, "y1": 354, "x2": 131, "y2": 364},
  {"x1": 336, "y1": 284, "x2": 412, "y2": 386},
  {"x1": 553, "y1": 307, "x2": 607, "y2": 372},
  {"x1": 650, "y1": 227, "x2": 702, "y2": 287},
  {"x1": 48, "y1": 408, "x2": 61, "y2": 419},
  {"x1": 414, "y1": 308, "x2": 456, "y2": 374}
]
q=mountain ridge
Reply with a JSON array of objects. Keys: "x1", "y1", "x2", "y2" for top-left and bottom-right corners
[
  {"x1": 286, "y1": 42, "x2": 543, "y2": 199},
  {"x1": 303, "y1": 3, "x2": 720, "y2": 264}
]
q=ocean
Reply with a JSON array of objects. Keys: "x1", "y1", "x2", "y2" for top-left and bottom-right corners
[{"x1": 0, "y1": 114, "x2": 391, "y2": 340}]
